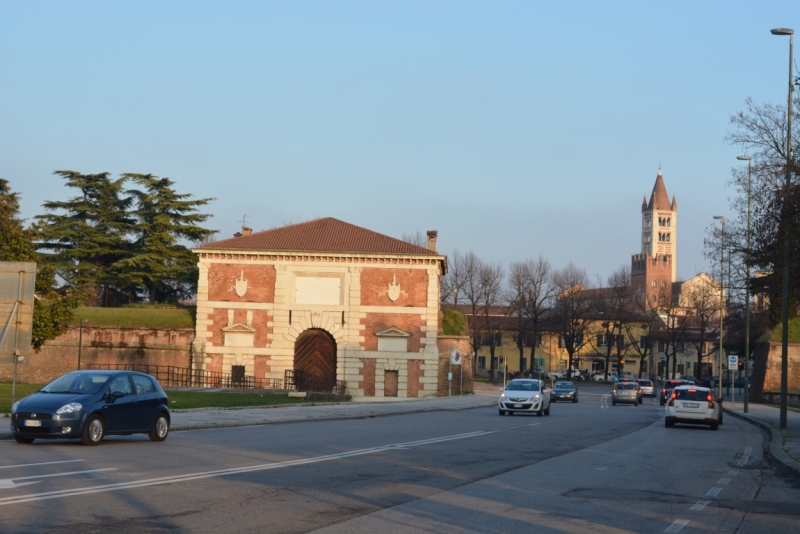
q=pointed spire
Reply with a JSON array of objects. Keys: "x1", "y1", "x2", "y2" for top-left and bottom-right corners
[
  {"x1": 642, "y1": 196, "x2": 648, "y2": 212},
  {"x1": 671, "y1": 195, "x2": 678, "y2": 211},
  {"x1": 647, "y1": 169, "x2": 671, "y2": 210}
]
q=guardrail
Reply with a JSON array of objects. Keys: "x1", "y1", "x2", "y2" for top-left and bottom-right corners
[{"x1": 85, "y1": 364, "x2": 283, "y2": 390}]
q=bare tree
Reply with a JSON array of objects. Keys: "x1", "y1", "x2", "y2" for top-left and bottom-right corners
[
  {"x1": 441, "y1": 249, "x2": 465, "y2": 306},
  {"x1": 684, "y1": 277, "x2": 722, "y2": 380},
  {"x1": 480, "y1": 261, "x2": 505, "y2": 381},
  {"x1": 589, "y1": 265, "x2": 633, "y2": 381},
  {"x1": 658, "y1": 290, "x2": 690, "y2": 380},
  {"x1": 401, "y1": 230, "x2": 428, "y2": 248},
  {"x1": 460, "y1": 251, "x2": 487, "y2": 373},
  {"x1": 504, "y1": 257, "x2": 556, "y2": 376},
  {"x1": 551, "y1": 262, "x2": 593, "y2": 381},
  {"x1": 623, "y1": 285, "x2": 660, "y2": 380}
]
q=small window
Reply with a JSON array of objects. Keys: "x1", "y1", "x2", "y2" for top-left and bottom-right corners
[
  {"x1": 478, "y1": 356, "x2": 486, "y2": 369},
  {"x1": 657, "y1": 341, "x2": 666, "y2": 353},
  {"x1": 132, "y1": 375, "x2": 156, "y2": 394},
  {"x1": 231, "y1": 365, "x2": 245, "y2": 383},
  {"x1": 108, "y1": 375, "x2": 133, "y2": 396}
]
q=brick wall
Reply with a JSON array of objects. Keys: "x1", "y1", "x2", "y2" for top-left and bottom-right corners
[
  {"x1": 207, "y1": 263, "x2": 276, "y2": 302},
  {"x1": 361, "y1": 313, "x2": 425, "y2": 351},
  {"x1": 0, "y1": 326, "x2": 194, "y2": 384},
  {"x1": 359, "y1": 268, "x2": 428, "y2": 307},
  {"x1": 761, "y1": 343, "x2": 800, "y2": 393},
  {"x1": 437, "y1": 335, "x2": 473, "y2": 396},
  {"x1": 206, "y1": 308, "x2": 273, "y2": 347},
  {"x1": 407, "y1": 359, "x2": 423, "y2": 397}
]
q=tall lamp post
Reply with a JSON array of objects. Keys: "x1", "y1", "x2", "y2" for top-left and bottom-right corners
[
  {"x1": 737, "y1": 155, "x2": 752, "y2": 412},
  {"x1": 771, "y1": 27, "x2": 793, "y2": 429},
  {"x1": 714, "y1": 216, "x2": 725, "y2": 400}
]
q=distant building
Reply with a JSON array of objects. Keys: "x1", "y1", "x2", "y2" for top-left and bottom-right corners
[{"x1": 192, "y1": 218, "x2": 447, "y2": 399}]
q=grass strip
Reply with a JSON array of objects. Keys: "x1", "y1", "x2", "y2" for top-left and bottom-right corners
[
  {"x1": 0, "y1": 383, "x2": 45, "y2": 413},
  {"x1": 163, "y1": 390, "x2": 345, "y2": 410},
  {"x1": 70, "y1": 306, "x2": 195, "y2": 329}
]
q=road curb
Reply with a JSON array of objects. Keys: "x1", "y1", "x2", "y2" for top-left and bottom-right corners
[{"x1": 723, "y1": 407, "x2": 800, "y2": 481}]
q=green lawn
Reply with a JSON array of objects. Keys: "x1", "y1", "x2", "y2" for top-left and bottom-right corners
[
  {"x1": 1, "y1": 383, "x2": 44, "y2": 413},
  {"x1": 163, "y1": 389, "x2": 344, "y2": 410},
  {"x1": 770, "y1": 317, "x2": 800, "y2": 344},
  {"x1": 1, "y1": 383, "x2": 343, "y2": 413},
  {"x1": 70, "y1": 305, "x2": 195, "y2": 329}
]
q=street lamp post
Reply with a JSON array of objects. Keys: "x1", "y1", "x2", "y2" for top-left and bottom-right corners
[
  {"x1": 737, "y1": 155, "x2": 752, "y2": 412},
  {"x1": 771, "y1": 27, "x2": 794, "y2": 429},
  {"x1": 714, "y1": 216, "x2": 725, "y2": 400}
]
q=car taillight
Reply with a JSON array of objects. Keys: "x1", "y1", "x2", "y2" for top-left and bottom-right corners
[
  {"x1": 668, "y1": 398, "x2": 674, "y2": 406},
  {"x1": 707, "y1": 392, "x2": 715, "y2": 409}
]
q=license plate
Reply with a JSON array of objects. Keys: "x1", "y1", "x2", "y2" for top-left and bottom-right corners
[
  {"x1": 24, "y1": 420, "x2": 41, "y2": 427},
  {"x1": 684, "y1": 403, "x2": 700, "y2": 408},
  {"x1": 514, "y1": 404, "x2": 523, "y2": 408}
]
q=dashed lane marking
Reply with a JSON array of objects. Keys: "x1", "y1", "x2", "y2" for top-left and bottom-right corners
[
  {"x1": 664, "y1": 519, "x2": 689, "y2": 533},
  {"x1": 737, "y1": 447, "x2": 752, "y2": 467},
  {"x1": 706, "y1": 487, "x2": 722, "y2": 497},
  {"x1": 689, "y1": 501, "x2": 710, "y2": 511},
  {"x1": 717, "y1": 477, "x2": 730, "y2": 484},
  {"x1": 727, "y1": 469, "x2": 740, "y2": 476},
  {"x1": 0, "y1": 460, "x2": 84, "y2": 470}
]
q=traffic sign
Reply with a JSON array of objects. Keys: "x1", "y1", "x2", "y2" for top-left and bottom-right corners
[{"x1": 728, "y1": 355, "x2": 738, "y2": 368}]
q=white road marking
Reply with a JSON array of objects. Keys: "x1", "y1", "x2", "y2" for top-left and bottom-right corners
[
  {"x1": 690, "y1": 501, "x2": 710, "y2": 511},
  {"x1": 600, "y1": 394, "x2": 610, "y2": 409},
  {"x1": 706, "y1": 487, "x2": 722, "y2": 497},
  {"x1": 0, "y1": 460, "x2": 84, "y2": 470},
  {"x1": 0, "y1": 469, "x2": 116, "y2": 490},
  {"x1": 0, "y1": 430, "x2": 507, "y2": 506},
  {"x1": 664, "y1": 519, "x2": 689, "y2": 533},
  {"x1": 737, "y1": 447, "x2": 752, "y2": 467},
  {"x1": 717, "y1": 477, "x2": 730, "y2": 484},
  {"x1": 727, "y1": 469, "x2": 740, "y2": 476}
]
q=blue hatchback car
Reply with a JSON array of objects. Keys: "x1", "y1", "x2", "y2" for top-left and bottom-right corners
[{"x1": 11, "y1": 370, "x2": 170, "y2": 446}]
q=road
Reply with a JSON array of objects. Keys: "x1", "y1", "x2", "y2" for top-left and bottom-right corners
[{"x1": 0, "y1": 389, "x2": 798, "y2": 533}]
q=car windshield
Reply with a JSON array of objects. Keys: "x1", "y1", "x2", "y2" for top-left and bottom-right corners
[
  {"x1": 555, "y1": 382, "x2": 574, "y2": 389},
  {"x1": 638, "y1": 381, "x2": 653, "y2": 386},
  {"x1": 40, "y1": 373, "x2": 110, "y2": 394},
  {"x1": 675, "y1": 389, "x2": 707, "y2": 401},
  {"x1": 505, "y1": 381, "x2": 540, "y2": 392},
  {"x1": 616, "y1": 384, "x2": 636, "y2": 390}
]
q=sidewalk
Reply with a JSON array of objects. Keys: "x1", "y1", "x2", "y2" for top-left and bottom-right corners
[
  {"x1": 1, "y1": 392, "x2": 498, "y2": 440},
  {"x1": 723, "y1": 400, "x2": 800, "y2": 479}
]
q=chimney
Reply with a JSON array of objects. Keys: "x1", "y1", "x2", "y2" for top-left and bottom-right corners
[
  {"x1": 241, "y1": 227, "x2": 252, "y2": 236},
  {"x1": 427, "y1": 230, "x2": 438, "y2": 251}
]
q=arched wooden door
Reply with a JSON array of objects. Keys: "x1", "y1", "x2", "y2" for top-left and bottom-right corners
[{"x1": 294, "y1": 329, "x2": 337, "y2": 389}]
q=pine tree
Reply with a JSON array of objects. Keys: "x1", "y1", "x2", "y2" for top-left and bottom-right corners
[
  {"x1": 0, "y1": 179, "x2": 81, "y2": 349},
  {"x1": 36, "y1": 170, "x2": 134, "y2": 302},
  {"x1": 118, "y1": 174, "x2": 215, "y2": 303}
]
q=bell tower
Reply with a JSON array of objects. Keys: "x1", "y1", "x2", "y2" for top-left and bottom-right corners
[{"x1": 632, "y1": 169, "x2": 678, "y2": 300}]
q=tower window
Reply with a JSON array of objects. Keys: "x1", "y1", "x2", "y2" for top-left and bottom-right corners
[
  {"x1": 651, "y1": 281, "x2": 657, "y2": 287},
  {"x1": 666, "y1": 233, "x2": 670, "y2": 242}
]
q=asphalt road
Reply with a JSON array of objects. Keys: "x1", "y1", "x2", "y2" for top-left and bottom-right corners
[{"x1": 0, "y1": 390, "x2": 798, "y2": 533}]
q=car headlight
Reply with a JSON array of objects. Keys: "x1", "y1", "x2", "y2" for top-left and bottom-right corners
[
  {"x1": 56, "y1": 402, "x2": 82, "y2": 415},
  {"x1": 533, "y1": 394, "x2": 540, "y2": 400},
  {"x1": 12, "y1": 401, "x2": 20, "y2": 413},
  {"x1": 500, "y1": 394, "x2": 506, "y2": 400}
]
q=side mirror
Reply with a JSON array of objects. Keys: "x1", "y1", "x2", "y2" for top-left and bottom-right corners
[{"x1": 106, "y1": 390, "x2": 125, "y2": 402}]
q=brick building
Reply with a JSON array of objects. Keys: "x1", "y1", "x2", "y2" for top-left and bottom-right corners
[{"x1": 191, "y1": 218, "x2": 447, "y2": 400}]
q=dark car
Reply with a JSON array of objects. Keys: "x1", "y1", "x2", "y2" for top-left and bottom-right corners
[
  {"x1": 659, "y1": 379, "x2": 689, "y2": 406},
  {"x1": 11, "y1": 370, "x2": 170, "y2": 446},
  {"x1": 551, "y1": 381, "x2": 578, "y2": 403}
]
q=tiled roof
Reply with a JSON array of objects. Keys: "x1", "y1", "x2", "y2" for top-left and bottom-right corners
[
  {"x1": 201, "y1": 217, "x2": 438, "y2": 256},
  {"x1": 648, "y1": 169, "x2": 673, "y2": 211}
]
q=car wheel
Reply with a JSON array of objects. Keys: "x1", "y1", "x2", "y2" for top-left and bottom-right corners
[
  {"x1": 719, "y1": 413, "x2": 723, "y2": 425},
  {"x1": 710, "y1": 421, "x2": 719, "y2": 431},
  {"x1": 635, "y1": 401, "x2": 639, "y2": 406},
  {"x1": 14, "y1": 436, "x2": 34, "y2": 444},
  {"x1": 665, "y1": 419, "x2": 674, "y2": 428},
  {"x1": 537, "y1": 407, "x2": 543, "y2": 416},
  {"x1": 572, "y1": 398, "x2": 578, "y2": 403},
  {"x1": 148, "y1": 413, "x2": 170, "y2": 442},
  {"x1": 499, "y1": 409, "x2": 505, "y2": 416},
  {"x1": 81, "y1": 415, "x2": 105, "y2": 446}
]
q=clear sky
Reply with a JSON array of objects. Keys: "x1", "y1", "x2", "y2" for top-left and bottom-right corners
[{"x1": 1, "y1": 1, "x2": 797, "y2": 284}]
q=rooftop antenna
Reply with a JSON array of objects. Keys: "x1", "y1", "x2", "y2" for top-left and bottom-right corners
[{"x1": 240, "y1": 214, "x2": 250, "y2": 229}]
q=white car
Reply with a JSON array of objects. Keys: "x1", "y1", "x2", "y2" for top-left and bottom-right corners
[
  {"x1": 664, "y1": 385, "x2": 722, "y2": 430},
  {"x1": 636, "y1": 379, "x2": 655, "y2": 397},
  {"x1": 499, "y1": 379, "x2": 551, "y2": 416}
]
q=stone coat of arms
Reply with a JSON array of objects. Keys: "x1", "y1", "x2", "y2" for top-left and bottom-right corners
[
  {"x1": 379, "y1": 274, "x2": 408, "y2": 302},
  {"x1": 229, "y1": 270, "x2": 251, "y2": 297}
]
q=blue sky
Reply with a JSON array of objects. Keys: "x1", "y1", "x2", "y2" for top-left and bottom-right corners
[{"x1": 1, "y1": 1, "x2": 797, "y2": 284}]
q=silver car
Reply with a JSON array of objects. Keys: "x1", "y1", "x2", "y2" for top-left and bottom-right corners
[
  {"x1": 611, "y1": 382, "x2": 639, "y2": 406},
  {"x1": 499, "y1": 379, "x2": 551, "y2": 416}
]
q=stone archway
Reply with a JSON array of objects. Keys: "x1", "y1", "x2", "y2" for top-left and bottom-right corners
[{"x1": 294, "y1": 328, "x2": 337, "y2": 389}]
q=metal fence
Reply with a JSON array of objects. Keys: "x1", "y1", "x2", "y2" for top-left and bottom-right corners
[
  {"x1": 284, "y1": 369, "x2": 347, "y2": 394},
  {"x1": 85, "y1": 364, "x2": 283, "y2": 390}
]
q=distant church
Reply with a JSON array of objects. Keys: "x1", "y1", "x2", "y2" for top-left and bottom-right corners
[{"x1": 631, "y1": 169, "x2": 678, "y2": 305}]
